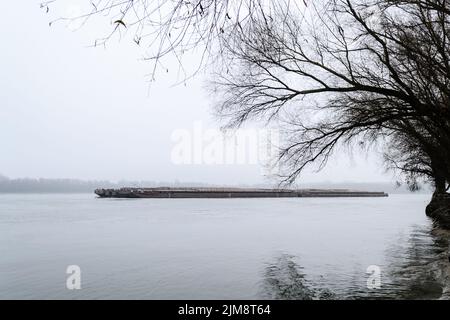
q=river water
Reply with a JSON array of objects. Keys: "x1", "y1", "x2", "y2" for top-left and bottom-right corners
[{"x1": 0, "y1": 193, "x2": 449, "y2": 299}]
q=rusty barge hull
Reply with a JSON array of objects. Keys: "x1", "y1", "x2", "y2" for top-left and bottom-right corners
[{"x1": 94, "y1": 187, "x2": 388, "y2": 198}]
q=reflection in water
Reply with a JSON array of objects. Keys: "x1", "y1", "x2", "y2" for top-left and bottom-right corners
[
  {"x1": 380, "y1": 225, "x2": 450, "y2": 300},
  {"x1": 261, "y1": 226, "x2": 450, "y2": 300},
  {"x1": 260, "y1": 254, "x2": 336, "y2": 300}
]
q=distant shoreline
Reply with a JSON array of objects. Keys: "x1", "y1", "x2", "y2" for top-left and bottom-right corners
[{"x1": 0, "y1": 176, "x2": 432, "y2": 194}]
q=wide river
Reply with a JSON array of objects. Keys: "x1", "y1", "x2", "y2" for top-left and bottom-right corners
[{"x1": 0, "y1": 193, "x2": 449, "y2": 299}]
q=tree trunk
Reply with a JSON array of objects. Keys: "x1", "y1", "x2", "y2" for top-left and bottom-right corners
[
  {"x1": 426, "y1": 173, "x2": 450, "y2": 229},
  {"x1": 434, "y1": 175, "x2": 447, "y2": 194}
]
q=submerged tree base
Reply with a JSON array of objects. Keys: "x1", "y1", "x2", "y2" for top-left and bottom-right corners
[{"x1": 426, "y1": 193, "x2": 450, "y2": 229}]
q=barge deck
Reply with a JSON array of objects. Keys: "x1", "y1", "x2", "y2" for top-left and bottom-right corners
[{"x1": 94, "y1": 187, "x2": 389, "y2": 198}]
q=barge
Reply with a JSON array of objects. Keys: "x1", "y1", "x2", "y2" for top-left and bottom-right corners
[{"x1": 94, "y1": 187, "x2": 388, "y2": 198}]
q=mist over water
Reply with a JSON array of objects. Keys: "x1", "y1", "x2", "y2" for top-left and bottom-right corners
[{"x1": 0, "y1": 193, "x2": 448, "y2": 299}]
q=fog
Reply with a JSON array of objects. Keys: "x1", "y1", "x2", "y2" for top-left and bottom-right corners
[{"x1": 0, "y1": 1, "x2": 393, "y2": 185}]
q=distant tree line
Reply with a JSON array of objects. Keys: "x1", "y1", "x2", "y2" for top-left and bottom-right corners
[
  {"x1": 0, "y1": 175, "x2": 220, "y2": 193},
  {"x1": 0, "y1": 175, "x2": 115, "y2": 193},
  {"x1": 0, "y1": 174, "x2": 426, "y2": 194}
]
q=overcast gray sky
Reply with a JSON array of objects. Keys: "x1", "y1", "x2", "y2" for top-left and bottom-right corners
[{"x1": 0, "y1": 1, "x2": 393, "y2": 185}]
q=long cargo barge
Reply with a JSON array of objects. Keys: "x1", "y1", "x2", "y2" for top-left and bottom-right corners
[{"x1": 94, "y1": 187, "x2": 388, "y2": 198}]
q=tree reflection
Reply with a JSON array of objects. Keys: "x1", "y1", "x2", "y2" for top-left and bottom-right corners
[
  {"x1": 260, "y1": 254, "x2": 335, "y2": 300},
  {"x1": 260, "y1": 226, "x2": 449, "y2": 300},
  {"x1": 380, "y1": 225, "x2": 449, "y2": 299}
]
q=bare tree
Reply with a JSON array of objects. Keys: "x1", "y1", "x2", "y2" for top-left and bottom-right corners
[
  {"x1": 46, "y1": 1, "x2": 450, "y2": 221},
  {"x1": 206, "y1": 0, "x2": 450, "y2": 192},
  {"x1": 44, "y1": 0, "x2": 262, "y2": 79}
]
